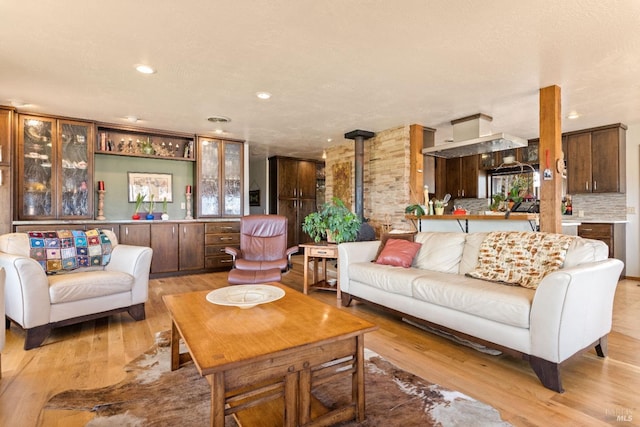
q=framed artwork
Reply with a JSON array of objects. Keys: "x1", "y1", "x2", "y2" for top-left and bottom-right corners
[
  {"x1": 249, "y1": 189, "x2": 260, "y2": 206},
  {"x1": 128, "y1": 172, "x2": 173, "y2": 203}
]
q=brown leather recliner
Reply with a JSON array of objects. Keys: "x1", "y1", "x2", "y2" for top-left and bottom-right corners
[{"x1": 225, "y1": 215, "x2": 298, "y2": 281}]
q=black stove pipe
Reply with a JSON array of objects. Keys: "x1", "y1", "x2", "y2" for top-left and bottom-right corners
[{"x1": 344, "y1": 129, "x2": 375, "y2": 220}]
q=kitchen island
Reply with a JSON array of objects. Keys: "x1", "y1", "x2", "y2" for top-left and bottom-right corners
[{"x1": 407, "y1": 213, "x2": 539, "y2": 233}]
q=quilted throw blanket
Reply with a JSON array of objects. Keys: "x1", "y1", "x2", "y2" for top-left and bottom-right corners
[
  {"x1": 466, "y1": 231, "x2": 575, "y2": 289},
  {"x1": 28, "y1": 229, "x2": 112, "y2": 274}
]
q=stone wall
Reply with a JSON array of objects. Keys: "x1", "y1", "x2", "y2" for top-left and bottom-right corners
[{"x1": 325, "y1": 125, "x2": 416, "y2": 235}]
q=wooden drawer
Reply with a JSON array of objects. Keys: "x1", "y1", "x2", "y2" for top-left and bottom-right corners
[
  {"x1": 578, "y1": 223, "x2": 612, "y2": 240},
  {"x1": 205, "y1": 234, "x2": 240, "y2": 245},
  {"x1": 205, "y1": 255, "x2": 234, "y2": 269},
  {"x1": 205, "y1": 244, "x2": 238, "y2": 257},
  {"x1": 307, "y1": 245, "x2": 338, "y2": 258},
  {"x1": 14, "y1": 224, "x2": 86, "y2": 232},
  {"x1": 205, "y1": 222, "x2": 240, "y2": 234}
]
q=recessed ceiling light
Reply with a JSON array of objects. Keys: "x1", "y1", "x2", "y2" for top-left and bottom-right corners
[
  {"x1": 327, "y1": 138, "x2": 332, "y2": 142},
  {"x1": 207, "y1": 116, "x2": 231, "y2": 123},
  {"x1": 135, "y1": 64, "x2": 156, "y2": 74},
  {"x1": 567, "y1": 111, "x2": 580, "y2": 120},
  {"x1": 214, "y1": 129, "x2": 224, "y2": 134},
  {"x1": 10, "y1": 100, "x2": 29, "y2": 107},
  {"x1": 256, "y1": 91, "x2": 272, "y2": 100},
  {"x1": 125, "y1": 116, "x2": 139, "y2": 123}
]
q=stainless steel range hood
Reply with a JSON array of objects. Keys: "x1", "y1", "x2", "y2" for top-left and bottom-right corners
[{"x1": 422, "y1": 113, "x2": 527, "y2": 158}]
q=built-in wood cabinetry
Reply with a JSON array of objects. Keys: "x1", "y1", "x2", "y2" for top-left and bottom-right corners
[
  {"x1": 119, "y1": 223, "x2": 151, "y2": 247},
  {"x1": 566, "y1": 124, "x2": 626, "y2": 194},
  {"x1": 269, "y1": 156, "x2": 321, "y2": 248},
  {"x1": 0, "y1": 108, "x2": 13, "y2": 235},
  {"x1": 441, "y1": 155, "x2": 485, "y2": 199},
  {"x1": 204, "y1": 222, "x2": 240, "y2": 270},
  {"x1": 151, "y1": 222, "x2": 205, "y2": 273},
  {"x1": 578, "y1": 222, "x2": 626, "y2": 276},
  {"x1": 16, "y1": 114, "x2": 94, "y2": 220},
  {"x1": 196, "y1": 136, "x2": 244, "y2": 218}
]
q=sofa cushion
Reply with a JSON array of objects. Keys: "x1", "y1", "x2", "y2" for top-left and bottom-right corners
[
  {"x1": 349, "y1": 262, "x2": 425, "y2": 297},
  {"x1": 375, "y1": 239, "x2": 422, "y2": 268},
  {"x1": 413, "y1": 232, "x2": 467, "y2": 274},
  {"x1": 466, "y1": 231, "x2": 574, "y2": 289},
  {"x1": 27, "y1": 229, "x2": 113, "y2": 274},
  {"x1": 563, "y1": 236, "x2": 609, "y2": 267},
  {"x1": 48, "y1": 270, "x2": 134, "y2": 304},
  {"x1": 374, "y1": 232, "x2": 416, "y2": 261},
  {"x1": 411, "y1": 271, "x2": 534, "y2": 328},
  {"x1": 458, "y1": 232, "x2": 488, "y2": 275}
]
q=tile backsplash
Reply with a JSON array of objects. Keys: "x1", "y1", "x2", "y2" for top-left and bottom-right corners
[{"x1": 455, "y1": 193, "x2": 627, "y2": 221}]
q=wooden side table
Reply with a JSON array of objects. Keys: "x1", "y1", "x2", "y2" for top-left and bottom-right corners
[{"x1": 300, "y1": 242, "x2": 340, "y2": 298}]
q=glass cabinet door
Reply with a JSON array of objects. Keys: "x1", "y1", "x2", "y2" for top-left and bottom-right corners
[
  {"x1": 58, "y1": 119, "x2": 93, "y2": 218},
  {"x1": 17, "y1": 115, "x2": 93, "y2": 219},
  {"x1": 198, "y1": 138, "x2": 221, "y2": 217},
  {"x1": 196, "y1": 137, "x2": 243, "y2": 217},
  {"x1": 223, "y1": 142, "x2": 242, "y2": 216},
  {"x1": 18, "y1": 115, "x2": 56, "y2": 218}
]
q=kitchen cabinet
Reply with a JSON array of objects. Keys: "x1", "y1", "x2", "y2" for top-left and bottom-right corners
[
  {"x1": 196, "y1": 136, "x2": 244, "y2": 217},
  {"x1": 268, "y1": 156, "x2": 320, "y2": 247},
  {"x1": 441, "y1": 155, "x2": 485, "y2": 199},
  {"x1": 119, "y1": 223, "x2": 151, "y2": 247},
  {"x1": 178, "y1": 222, "x2": 205, "y2": 271},
  {"x1": 150, "y1": 222, "x2": 204, "y2": 273},
  {"x1": 566, "y1": 124, "x2": 626, "y2": 194},
  {"x1": 204, "y1": 221, "x2": 240, "y2": 270},
  {"x1": 578, "y1": 222, "x2": 626, "y2": 277},
  {"x1": 0, "y1": 108, "x2": 13, "y2": 235},
  {"x1": 16, "y1": 114, "x2": 94, "y2": 220}
]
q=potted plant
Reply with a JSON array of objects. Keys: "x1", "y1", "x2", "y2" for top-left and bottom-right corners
[
  {"x1": 302, "y1": 197, "x2": 362, "y2": 244},
  {"x1": 405, "y1": 204, "x2": 425, "y2": 217},
  {"x1": 132, "y1": 193, "x2": 145, "y2": 220},
  {"x1": 489, "y1": 193, "x2": 505, "y2": 211},
  {"x1": 161, "y1": 197, "x2": 169, "y2": 220},
  {"x1": 145, "y1": 194, "x2": 155, "y2": 220}
]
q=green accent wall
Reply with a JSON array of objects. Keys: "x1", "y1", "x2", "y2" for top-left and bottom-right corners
[{"x1": 94, "y1": 154, "x2": 194, "y2": 220}]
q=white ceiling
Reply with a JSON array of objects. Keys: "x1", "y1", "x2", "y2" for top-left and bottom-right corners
[{"x1": 2, "y1": 1, "x2": 640, "y2": 160}]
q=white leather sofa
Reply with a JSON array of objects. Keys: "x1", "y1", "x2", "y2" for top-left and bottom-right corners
[
  {"x1": 0, "y1": 229, "x2": 152, "y2": 350},
  {"x1": 338, "y1": 231, "x2": 624, "y2": 392}
]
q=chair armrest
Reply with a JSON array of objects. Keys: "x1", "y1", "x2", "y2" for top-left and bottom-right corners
[
  {"x1": 530, "y1": 258, "x2": 623, "y2": 363},
  {"x1": 106, "y1": 245, "x2": 153, "y2": 304},
  {"x1": 337, "y1": 241, "x2": 381, "y2": 293},
  {"x1": 285, "y1": 246, "x2": 299, "y2": 269},
  {"x1": 0, "y1": 253, "x2": 51, "y2": 329}
]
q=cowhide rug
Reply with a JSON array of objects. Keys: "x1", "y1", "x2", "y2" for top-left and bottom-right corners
[{"x1": 43, "y1": 331, "x2": 512, "y2": 426}]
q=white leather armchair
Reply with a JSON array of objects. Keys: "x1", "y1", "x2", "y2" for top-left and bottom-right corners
[{"x1": 0, "y1": 230, "x2": 152, "y2": 350}]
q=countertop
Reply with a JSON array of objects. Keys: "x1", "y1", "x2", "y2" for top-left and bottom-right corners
[{"x1": 407, "y1": 213, "x2": 537, "y2": 221}]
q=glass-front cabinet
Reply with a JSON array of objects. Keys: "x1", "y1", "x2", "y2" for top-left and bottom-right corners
[
  {"x1": 17, "y1": 114, "x2": 93, "y2": 219},
  {"x1": 196, "y1": 136, "x2": 243, "y2": 217}
]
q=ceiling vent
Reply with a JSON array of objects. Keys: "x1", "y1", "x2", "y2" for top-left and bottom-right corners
[
  {"x1": 422, "y1": 113, "x2": 527, "y2": 158},
  {"x1": 207, "y1": 116, "x2": 231, "y2": 123}
]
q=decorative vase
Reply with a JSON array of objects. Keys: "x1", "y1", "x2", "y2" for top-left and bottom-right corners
[
  {"x1": 435, "y1": 207, "x2": 445, "y2": 215},
  {"x1": 132, "y1": 213, "x2": 141, "y2": 220},
  {"x1": 161, "y1": 213, "x2": 169, "y2": 221},
  {"x1": 146, "y1": 213, "x2": 155, "y2": 220}
]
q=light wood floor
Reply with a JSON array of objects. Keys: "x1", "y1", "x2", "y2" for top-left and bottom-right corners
[{"x1": 1, "y1": 255, "x2": 638, "y2": 427}]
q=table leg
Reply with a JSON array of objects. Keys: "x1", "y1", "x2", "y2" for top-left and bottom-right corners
[
  {"x1": 303, "y1": 250, "x2": 310, "y2": 294},
  {"x1": 284, "y1": 370, "x2": 299, "y2": 427},
  {"x1": 312, "y1": 258, "x2": 318, "y2": 286},
  {"x1": 355, "y1": 335, "x2": 366, "y2": 422},
  {"x1": 321, "y1": 258, "x2": 327, "y2": 283},
  {"x1": 170, "y1": 321, "x2": 180, "y2": 371},
  {"x1": 336, "y1": 258, "x2": 341, "y2": 301},
  {"x1": 211, "y1": 372, "x2": 225, "y2": 427},
  {"x1": 299, "y1": 365, "x2": 312, "y2": 424}
]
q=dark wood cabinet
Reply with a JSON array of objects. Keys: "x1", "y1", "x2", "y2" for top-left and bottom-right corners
[
  {"x1": 179, "y1": 222, "x2": 205, "y2": 271},
  {"x1": 578, "y1": 222, "x2": 626, "y2": 277},
  {"x1": 204, "y1": 221, "x2": 240, "y2": 270},
  {"x1": 440, "y1": 155, "x2": 485, "y2": 199},
  {"x1": 566, "y1": 124, "x2": 626, "y2": 194},
  {"x1": 119, "y1": 223, "x2": 151, "y2": 247},
  {"x1": 16, "y1": 114, "x2": 94, "y2": 220},
  {"x1": 0, "y1": 108, "x2": 13, "y2": 235},
  {"x1": 150, "y1": 223, "x2": 179, "y2": 273},
  {"x1": 269, "y1": 156, "x2": 321, "y2": 247}
]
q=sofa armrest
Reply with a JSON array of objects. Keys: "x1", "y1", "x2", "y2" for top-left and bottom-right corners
[
  {"x1": 529, "y1": 258, "x2": 623, "y2": 363},
  {"x1": 106, "y1": 245, "x2": 153, "y2": 304},
  {"x1": 0, "y1": 253, "x2": 51, "y2": 329},
  {"x1": 338, "y1": 241, "x2": 381, "y2": 293}
]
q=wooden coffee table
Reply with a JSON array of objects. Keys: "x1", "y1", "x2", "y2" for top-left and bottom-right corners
[{"x1": 163, "y1": 284, "x2": 378, "y2": 426}]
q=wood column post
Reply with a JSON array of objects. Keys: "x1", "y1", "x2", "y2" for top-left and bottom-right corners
[{"x1": 539, "y1": 86, "x2": 563, "y2": 233}]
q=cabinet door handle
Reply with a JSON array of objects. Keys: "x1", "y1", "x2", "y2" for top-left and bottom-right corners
[
  {"x1": 0, "y1": 145, "x2": 2, "y2": 162},
  {"x1": 593, "y1": 180, "x2": 597, "y2": 191},
  {"x1": 0, "y1": 170, "x2": 2, "y2": 187},
  {"x1": 125, "y1": 227, "x2": 129, "y2": 236},
  {"x1": 585, "y1": 181, "x2": 589, "y2": 191},
  {"x1": 173, "y1": 226, "x2": 176, "y2": 236},
  {"x1": 221, "y1": 259, "x2": 233, "y2": 264},
  {"x1": 221, "y1": 226, "x2": 234, "y2": 230},
  {"x1": 220, "y1": 237, "x2": 233, "y2": 241},
  {"x1": 581, "y1": 228, "x2": 593, "y2": 231},
  {"x1": 462, "y1": 189, "x2": 465, "y2": 197}
]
